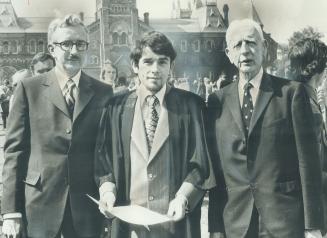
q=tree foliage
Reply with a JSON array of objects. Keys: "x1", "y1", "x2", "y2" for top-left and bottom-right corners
[{"x1": 288, "y1": 26, "x2": 324, "y2": 47}]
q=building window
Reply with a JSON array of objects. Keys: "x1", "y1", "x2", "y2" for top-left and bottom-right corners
[
  {"x1": 120, "y1": 32, "x2": 128, "y2": 45},
  {"x1": 206, "y1": 40, "x2": 214, "y2": 52},
  {"x1": 37, "y1": 40, "x2": 44, "y2": 52},
  {"x1": 196, "y1": 72, "x2": 201, "y2": 79},
  {"x1": 112, "y1": 32, "x2": 119, "y2": 45},
  {"x1": 2, "y1": 41, "x2": 9, "y2": 54},
  {"x1": 91, "y1": 40, "x2": 98, "y2": 49},
  {"x1": 192, "y1": 40, "x2": 200, "y2": 52},
  {"x1": 91, "y1": 55, "x2": 99, "y2": 65},
  {"x1": 181, "y1": 40, "x2": 187, "y2": 52},
  {"x1": 209, "y1": 71, "x2": 213, "y2": 80},
  {"x1": 29, "y1": 40, "x2": 36, "y2": 54},
  {"x1": 11, "y1": 40, "x2": 18, "y2": 54}
]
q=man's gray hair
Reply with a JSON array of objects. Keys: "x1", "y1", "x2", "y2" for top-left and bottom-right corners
[
  {"x1": 47, "y1": 14, "x2": 88, "y2": 43},
  {"x1": 226, "y1": 19, "x2": 264, "y2": 47}
]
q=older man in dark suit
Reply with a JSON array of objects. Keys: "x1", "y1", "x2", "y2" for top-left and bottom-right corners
[
  {"x1": 208, "y1": 19, "x2": 324, "y2": 238},
  {"x1": 1, "y1": 14, "x2": 112, "y2": 238}
]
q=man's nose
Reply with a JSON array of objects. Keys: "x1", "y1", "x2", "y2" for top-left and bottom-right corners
[
  {"x1": 150, "y1": 62, "x2": 159, "y2": 72},
  {"x1": 70, "y1": 44, "x2": 78, "y2": 54},
  {"x1": 240, "y1": 42, "x2": 250, "y2": 54}
]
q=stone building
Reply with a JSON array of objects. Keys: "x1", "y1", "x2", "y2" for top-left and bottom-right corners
[{"x1": 0, "y1": 0, "x2": 278, "y2": 83}]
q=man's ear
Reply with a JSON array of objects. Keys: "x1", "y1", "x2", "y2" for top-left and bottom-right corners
[
  {"x1": 131, "y1": 61, "x2": 139, "y2": 74},
  {"x1": 48, "y1": 44, "x2": 54, "y2": 53},
  {"x1": 170, "y1": 61, "x2": 175, "y2": 73}
]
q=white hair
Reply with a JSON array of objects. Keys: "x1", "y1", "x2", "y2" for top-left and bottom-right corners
[
  {"x1": 47, "y1": 14, "x2": 88, "y2": 43},
  {"x1": 226, "y1": 19, "x2": 264, "y2": 47}
]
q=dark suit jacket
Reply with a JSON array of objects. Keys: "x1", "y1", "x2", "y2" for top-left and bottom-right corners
[
  {"x1": 208, "y1": 73, "x2": 324, "y2": 238},
  {"x1": 95, "y1": 87, "x2": 215, "y2": 238},
  {"x1": 1, "y1": 69, "x2": 113, "y2": 238}
]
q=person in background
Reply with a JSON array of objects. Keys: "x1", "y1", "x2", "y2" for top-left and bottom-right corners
[
  {"x1": 95, "y1": 31, "x2": 215, "y2": 238},
  {"x1": 9, "y1": 69, "x2": 32, "y2": 111},
  {"x1": 208, "y1": 19, "x2": 323, "y2": 238},
  {"x1": 289, "y1": 38, "x2": 327, "y2": 237},
  {"x1": 0, "y1": 80, "x2": 12, "y2": 129},
  {"x1": 100, "y1": 62, "x2": 117, "y2": 87},
  {"x1": 1, "y1": 14, "x2": 113, "y2": 238},
  {"x1": 196, "y1": 77, "x2": 206, "y2": 100},
  {"x1": 30, "y1": 52, "x2": 55, "y2": 75},
  {"x1": 113, "y1": 76, "x2": 129, "y2": 95}
]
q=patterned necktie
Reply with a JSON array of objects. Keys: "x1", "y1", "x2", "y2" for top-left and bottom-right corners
[
  {"x1": 241, "y1": 82, "x2": 254, "y2": 135},
  {"x1": 145, "y1": 95, "x2": 160, "y2": 153},
  {"x1": 64, "y1": 79, "x2": 76, "y2": 118}
]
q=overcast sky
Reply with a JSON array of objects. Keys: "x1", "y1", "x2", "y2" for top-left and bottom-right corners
[{"x1": 11, "y1": 0, "x2": 327, "y2": 44}]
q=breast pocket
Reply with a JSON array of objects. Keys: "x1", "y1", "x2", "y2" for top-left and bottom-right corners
[{"x1": 262, "y1": 117, "x2": 287, "y2": 128}]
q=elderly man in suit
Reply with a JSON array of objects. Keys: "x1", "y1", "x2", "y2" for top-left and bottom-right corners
[
  {"x1": 95, "y1": 31, "x2": 215, "y2": 238},
  {"x1": 208, "y1": 19, "x2": 324, "y2": 238},
  {"x1": 1, "y1": 14, "x2": 113, "y2": 238}
]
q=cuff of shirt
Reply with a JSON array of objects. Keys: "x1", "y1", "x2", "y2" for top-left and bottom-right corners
[
  {"x1": 3, "y1": 213, "x2": 22, "y2": 219},
  {"x1": 99, "y1": 181, "x2": 116, "y2": 198},
  {"x1": 176, "y1": 182, "x2": 205, "y2": 211}
]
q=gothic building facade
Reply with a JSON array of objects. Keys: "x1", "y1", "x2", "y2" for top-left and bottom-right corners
[{"x1": 0, "y1": 0, "x2": 277, "y2": 83}]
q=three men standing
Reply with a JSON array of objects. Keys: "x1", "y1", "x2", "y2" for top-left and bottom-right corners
[
  {"x1": 95, "y1": 31, "x2": 215, "y2": 238},
  {"x1": 1, "y1": 15, "x2": 112, "y2": 238},
  {"x1": 208, "y1": 19, "x2": 324, "y2": 238}
]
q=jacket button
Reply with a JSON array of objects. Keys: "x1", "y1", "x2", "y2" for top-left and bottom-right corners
[
  {"x1": 149, "y1": 195, "x2": 154, "y2": 201},
  {"x1": 66, "y1": 129, "x2": 71, "y2": 134},
  {"x1": 148, "y1": 173, "x2": 154, "y2": 180}
]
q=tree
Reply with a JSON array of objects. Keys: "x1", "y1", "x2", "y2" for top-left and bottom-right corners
[{"x1": 288, "y1": 26, "x2": 324, "y2": 47}]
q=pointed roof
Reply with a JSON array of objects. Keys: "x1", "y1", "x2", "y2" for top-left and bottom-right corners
[
  {"x1": 0, "y1": 0, "x2": 20, "y2": 29},
  {"x1": 250, "y1": 0, "x2": 263, "y2": 28}
]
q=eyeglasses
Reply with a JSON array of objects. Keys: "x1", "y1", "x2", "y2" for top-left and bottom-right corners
[{"x1": 53, "y1": 40, "x2": 89, "y2": 52}]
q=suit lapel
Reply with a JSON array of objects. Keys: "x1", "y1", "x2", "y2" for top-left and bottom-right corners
[
  {"x1": 122, "y1": 92, "x2": 137, "y2": 183},
  {"x1": 131, "y1": 96, "x2": 149, "y2": 160},
  {"x1": 73, "y1": 72, "x2": 95, "y2": 122},
  {"x1": 42, "y1": 70, "x2": 70, "y2": 118},
  {"x1": 248, "y1": 73, "x2": 274, "y2": 135},
  {"x1": 225, "y1": 81, "x2": 246, "y2": 136}
]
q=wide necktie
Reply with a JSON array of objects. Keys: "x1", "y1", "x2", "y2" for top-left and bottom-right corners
[
  {"x1": 145, "y1": 95, "x2": 159, "y2": 153},
  {"x1": 64, "y1": 79, "x2": 76, "y2": 118},
  {"x1": 241, "y1": 82, "x2": 254, "y2": 135}
]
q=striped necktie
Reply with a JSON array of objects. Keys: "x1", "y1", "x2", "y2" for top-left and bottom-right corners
[
  {"x1": 64, "y1": 79, "x2": 76, "y2": 118},
  {"x1": 145, "y1": 95, "x2": 159, "y2": 152}
]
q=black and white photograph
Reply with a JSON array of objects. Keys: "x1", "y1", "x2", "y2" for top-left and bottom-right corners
[{"x1": 0, "y1": 0, "x2": 326, "y2": 237}]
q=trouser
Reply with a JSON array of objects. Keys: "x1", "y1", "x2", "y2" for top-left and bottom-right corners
[
  {"x1": 55, "y1": 199, "x2": 100, "y2": 238},
  {"x1": 245, "y1": 205, "x2": 273, "y2": 238}
]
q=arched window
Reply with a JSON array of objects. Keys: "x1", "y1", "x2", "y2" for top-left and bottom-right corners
[
  {"x1": 3, "y1": 41, "x2": 9, "y2": 54},
  {"x1": 37, "y1": 40, "x2": 44, "y2": 52},
  {"x1": 181, "y1": 40, "x2": 187, "y2": 52},
  {"x1": 112, "y1": 32, "x2": 119, "y2": 45},
  {"x1": 29, "y1": 40, "x2": 36, "y2": 54},
  {"x1": 120, "y1": 32, "x2": 128, "y2": 45}
]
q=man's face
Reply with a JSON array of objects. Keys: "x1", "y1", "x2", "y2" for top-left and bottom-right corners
[
  {"x1": 33, "y1": 59, "x2": 54, "y2": 75},
  {"x1": 103, "y1": 65, "x2": 117, "y2": 85},
  {"x1": 132, "y1": 46, "x2": 172, "y2": 94},
  {"x1": 226, "y1": 25, "x2": 266, "y2": 79},
  {"x1": 49, "y1": 26, "x2": 88, "y2": 77}
]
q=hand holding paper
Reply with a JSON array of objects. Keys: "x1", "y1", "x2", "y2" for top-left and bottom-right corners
[
  {"x1": 167, "y1": 194, "x2": 188, "y2": 221},
  {"x1": 99, "y1": 191, "x2": 116, "y2": 218}
]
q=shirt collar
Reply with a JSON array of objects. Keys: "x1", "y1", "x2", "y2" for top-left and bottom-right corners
[
  {"x1": 137, "y1": 83, "x2": 167, "y2": 107},
  {"x1": 239, "y1": 68, "x2": 263, "y2": 90},
  {"x1": 55, "y1": 67, "x2": 81, "y2": 90}
]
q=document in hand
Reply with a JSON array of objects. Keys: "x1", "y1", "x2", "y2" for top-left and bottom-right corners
[{"x1": 87, "y1": 194, "x2": 173, "y2": 226}]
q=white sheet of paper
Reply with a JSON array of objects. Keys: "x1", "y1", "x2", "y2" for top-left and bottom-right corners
[{"x1": 87, "y1": 194, "x2": 173, "y2": 225}]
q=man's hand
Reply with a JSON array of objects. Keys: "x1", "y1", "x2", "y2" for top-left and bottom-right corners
[
  {"x1": 2, "y1": 218, "x2": 23, "y2": 238},
  {"x1": 210, "y1": 232, "x2": 226, "y2": 238},
  {"x1": 99, "y1": 191, "x2": 116, "y2": 218},
  {"x1": 167, "y1": 195, "x2": 188, "y2": 222},
  {"x1": 305, "y1": 229, "x2": 322, "y2": 238}
]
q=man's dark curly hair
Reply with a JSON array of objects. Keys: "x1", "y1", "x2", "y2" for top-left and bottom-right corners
[
  {"x1": 289, "y1": 38, "x2": 327, "y2": 82},
  {"x1": 130, "y1": 31, "x2": 176, "y2": 67}
]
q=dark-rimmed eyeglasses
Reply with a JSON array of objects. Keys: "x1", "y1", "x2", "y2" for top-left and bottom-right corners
[{"x1": 53, "y1": 40, "x2": 89, "y2": 52}]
